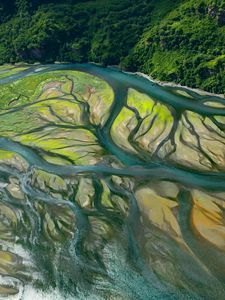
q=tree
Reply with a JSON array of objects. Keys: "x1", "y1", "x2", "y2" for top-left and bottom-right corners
[{"x1": 16, "y1": 0, "x2": 29, "y2": 16}]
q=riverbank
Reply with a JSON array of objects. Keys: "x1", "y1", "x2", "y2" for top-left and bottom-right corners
[
  {"x1": 136, "y1": 71, "x2": 225, "y2": 99},
  {"x1": 3, "y1": 61, "x2": 225, "y2": 99},
  {"x1": 0, "y1": 63, "x2": 225, "y2": 300}
]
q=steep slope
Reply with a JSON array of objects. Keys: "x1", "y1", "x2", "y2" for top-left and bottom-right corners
[
  {"x1": 130, "y1": 0, "x2": 225, "y2": 93},
  {"x1": 0, "y1": 0, "x2": 224, "y2": 93}
]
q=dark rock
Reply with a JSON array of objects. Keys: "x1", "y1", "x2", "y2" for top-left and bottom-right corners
[
  {"x1": 207, "y1": 5, "x2": 218, "y2": 18},
  {"x1": 218, "y1": 9, "x2": 225, "y2": 26}
]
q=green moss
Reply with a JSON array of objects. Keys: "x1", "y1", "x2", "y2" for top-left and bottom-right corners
[
  {"x1": 127, "y1": 88, "x2": 155, "y2": 118},
  {"x1": 0, "y1": 70, "x2": 114, "y2": 109},
  {"x1": 101, "y1": 180, "x2": 114, "y2": 208},
  {"x1": 111, "y1": 106, "x2": 137, "y2": 152},
  {"x1": 16, "y1": 127, "x2": 104, "y2": 165},
  {"x1": 0, "y1": 67, "x2": 28, "y2": 79},
  {"x1": 127, "y1": 89, "x2": 173, "y2": 122},
  {"x1": 0, "y1": 150, "x2": 15, "y2": 160}
]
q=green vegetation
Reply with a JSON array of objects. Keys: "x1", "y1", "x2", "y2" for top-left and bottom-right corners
[
  {"x1": 0, "y1": 69, "x2": 113, "y2": 164},
  {"x1": 130, "y1": 0, "x2": 225, "y2": 93},
  {"x1": 0, "y1": 62, "x2": 225, "y2": 299},
  {"x1": 0, "y1": 0, "x2": 224, "y2": 93}
]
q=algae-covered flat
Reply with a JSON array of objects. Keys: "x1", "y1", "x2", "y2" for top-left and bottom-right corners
[{"x1": 0, "y1": 64, "x2": 225, "y2": 300}]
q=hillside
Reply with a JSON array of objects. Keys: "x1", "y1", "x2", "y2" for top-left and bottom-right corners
[{"x1": 0, "y1": 0, "x2": 224, "y2": 93}]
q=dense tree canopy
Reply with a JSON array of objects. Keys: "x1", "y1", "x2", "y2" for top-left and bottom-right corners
[{"x1": 0, "y1": 0, "x2": 224, "y2": 93}]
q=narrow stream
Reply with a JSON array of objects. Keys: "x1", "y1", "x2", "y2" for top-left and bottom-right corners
[{"x1": 0, "y1": 64, "x2": 224, "y2": 299}]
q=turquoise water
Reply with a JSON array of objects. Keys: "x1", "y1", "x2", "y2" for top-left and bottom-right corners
[{"x1": 0, "y1": 64, "x2": 224, "y2": 299}]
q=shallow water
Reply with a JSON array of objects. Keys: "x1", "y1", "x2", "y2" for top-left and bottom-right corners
[{"x1": 0, "y1": 63, "x2": 225, "y2": 299}]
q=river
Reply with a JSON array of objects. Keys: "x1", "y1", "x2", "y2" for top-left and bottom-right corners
[{"x1": 0, "y1": 63, "x2": 224, "y2": 299}]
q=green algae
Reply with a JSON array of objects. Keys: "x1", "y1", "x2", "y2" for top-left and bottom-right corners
[{"x1": 0, "y1": 64, "x2": 224, "y2": 300}]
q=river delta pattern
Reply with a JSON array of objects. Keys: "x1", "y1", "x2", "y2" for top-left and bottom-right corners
[{"x1": 0, "y1": 64, "x2": 225, "y2": 300}]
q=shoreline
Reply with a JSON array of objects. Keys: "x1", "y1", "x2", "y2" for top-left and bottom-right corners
[
  {"x1": 135, "y1": 71, "x2": 225, "y2": 99},
  {"x1": 5, "y1": 61, "x2": 225, "y2": 99}
]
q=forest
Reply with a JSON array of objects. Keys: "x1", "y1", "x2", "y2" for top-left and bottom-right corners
[{"x1": 0, "y1": 0, "x2": 224, "y2": 93}]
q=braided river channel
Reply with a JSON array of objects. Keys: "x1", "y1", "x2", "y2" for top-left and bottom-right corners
[{"x1": 0, "y1": 63, "x2": 225, "y2": 299}]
